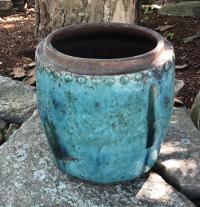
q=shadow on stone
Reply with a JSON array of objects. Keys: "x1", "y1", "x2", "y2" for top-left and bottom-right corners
[
  {"x1": 0, "y1": 110, "x2": 194, "y2": 206},
  {"x1": 156, "y1": 107, "x2": 200, "y2": 202}
]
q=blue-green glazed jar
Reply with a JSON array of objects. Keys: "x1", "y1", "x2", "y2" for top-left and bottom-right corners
[{"x1": 36, "y1": 23, "x2": 175, "y2": 184}]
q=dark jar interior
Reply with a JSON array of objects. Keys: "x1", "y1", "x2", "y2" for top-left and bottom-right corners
[{"x1": 51, "y1": 26, "x2": 158, "y2": 59}]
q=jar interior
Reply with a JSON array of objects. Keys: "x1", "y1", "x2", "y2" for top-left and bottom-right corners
[{"x1": 51, "y1": 26, "x2": 158, "y2": 59}]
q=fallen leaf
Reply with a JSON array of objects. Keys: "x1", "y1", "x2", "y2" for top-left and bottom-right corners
[
  {"x1": 11, "y1": 67, "x2": 26, "y2": 78},
  {"x1": 175, "y1": 64, "x2": 188, "y2": 70},
  {"x1": 26, "y1": 76, "x2": 36, "y2": 85},
  {"x1": 24, "y1": 57, "x2": 32, "y2": 62},
  {"x1": 155, "y1": 25, "x2": 174, "y2": 32},
  {"x1": 180, "y1": 56, "x2": 186, "y2": 60},
  {"x1": 183, "y1": 32, "x2": 200, "y2": 43},
  {"x1": 24, "y1": 62, "x2": 36, "y2": 70},
  {"x1": 28, "y1": 62, "x2": 36, "y2": 68}
]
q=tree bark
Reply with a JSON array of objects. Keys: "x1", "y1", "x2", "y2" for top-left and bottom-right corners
[{"x1": 35, "y1": 0, "x2": 138, "y2": 39}]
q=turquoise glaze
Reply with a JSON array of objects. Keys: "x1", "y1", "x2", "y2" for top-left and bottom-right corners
[{"x1": 36, "y1": 23, "x2": 175, "y2": 184}]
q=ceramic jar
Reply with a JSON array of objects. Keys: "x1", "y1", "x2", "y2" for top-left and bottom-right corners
[{"x1": 36, "y1": 23, "x2": 175, "y2": 184}]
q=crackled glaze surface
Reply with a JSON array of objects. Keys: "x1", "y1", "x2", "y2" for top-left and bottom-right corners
[{"x1": 36, "y1": 24, "x2": 175, "y2": 184}]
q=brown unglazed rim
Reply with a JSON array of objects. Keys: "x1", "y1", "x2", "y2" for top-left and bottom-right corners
[{"x1": 39, "y1": 23, "x2": 174, "y2": 76}]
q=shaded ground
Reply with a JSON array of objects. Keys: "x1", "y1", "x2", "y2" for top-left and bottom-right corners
[
  {"x1": 0, "y1": 5, "x2": 199, "y2": 108},
  {"x1": 141, "y1": 9, "x2": 200, "y2": 108}
]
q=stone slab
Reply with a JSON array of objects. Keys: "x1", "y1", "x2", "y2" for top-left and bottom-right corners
[
  {"x1": 157, "y1": 107, "x2": 200, "y2": 200},
  {"x1": 0, "y1": 111, "x2": 194, "y2": 207},
  {"x1": 0, "y1": 76, "x2": 36, "y2": 124},
  {"x1": 159, "y1": 1, "x2": 200, "y2": 17}
]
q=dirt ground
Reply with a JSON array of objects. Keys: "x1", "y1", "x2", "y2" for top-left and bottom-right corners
[
  {"x1": 141, "y1": 8, "x2": 200, "y2": 108},
  {"x1": 0, "y1": 5, "x2": 199, "y2": 108},
  {"x1": 0, "y1": 9, "x2": 36, "y2": 75}
]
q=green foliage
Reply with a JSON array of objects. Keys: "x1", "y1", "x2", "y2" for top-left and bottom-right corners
[
  {"x1": 144, "y1": 7, "x2": 154, "y2": 14},
  {"x1": 166, "y1": 32, "x2": 175, "y2": 40}
]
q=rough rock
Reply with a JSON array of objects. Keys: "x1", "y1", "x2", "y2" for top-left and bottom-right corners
[
  {"x1": 0, "y1": 111, "x2": 194, "y2": 207},
  {"x1": 5, "y1": 123, "x2": 19, "y2": 141},
  {"x1": 0, "y1": 0, "x2": 12, "y2": 10},
  {"x1": 156, "y1": 107, "x2": 200, "y2": 200},
  {"x1": 0, "y1": 75, "x2": 36, "y2": 124},
  {"x1": 159, "y1": 1, "x2": 200, "y2": 17},
  {"x1": 190, "y1": 91, "x2": 200, "y2": 130},
  {"x1": 175, "y1": 79, "x2": 184, "y2": 97}
]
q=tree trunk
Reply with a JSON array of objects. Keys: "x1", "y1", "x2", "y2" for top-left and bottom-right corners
[{"x1": 35, "y1": 0, "x2": 138, "y2": 39}]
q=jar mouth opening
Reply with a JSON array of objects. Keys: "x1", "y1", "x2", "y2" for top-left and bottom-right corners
[
  {"x1": 41, "y1": 23, "x2": 168, "y2": 75},
  {"x1": 50, "y1": 24, "x2": 158, "y2": 59}
]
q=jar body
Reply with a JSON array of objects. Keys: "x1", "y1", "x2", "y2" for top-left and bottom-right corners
[{"x1": 36, "y1": 23, "x2": 175, "y2": 184}]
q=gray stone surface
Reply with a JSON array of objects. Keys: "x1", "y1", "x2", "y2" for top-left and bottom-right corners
[
  {"x1": 0, "y1": 75, "x2": 36, "y2": 124},
  {"x1": 0, "y1": 111, "x2": 194, "y2": 207},
  {"x1": 190, "y1": 91, "x2": 200, "y2": 130},
  {"x1": 159, "y1": 1, "x2": 200, "y2": 17},
  {"x1": 157, "y1": 107, "x2": 200, "y2": 200},
  {"x1": 175, "y1": 79, "x2": 184, "y2": 97},
  {"x1": 0, "y1": 0, "x2": 12, "y2": 10}
]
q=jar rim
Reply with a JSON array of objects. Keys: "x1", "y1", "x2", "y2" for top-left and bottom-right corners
[{"x1": 38, "y1": 23, "x2": 173, "y2": 76}]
